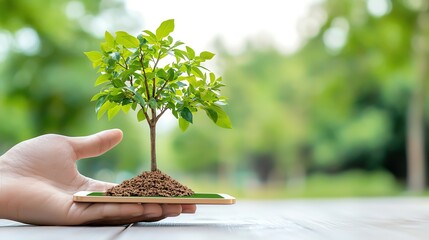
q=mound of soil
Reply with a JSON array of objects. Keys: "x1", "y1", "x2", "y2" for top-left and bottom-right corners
[{"x1": 106, "y1": 170, "x2": 194, "y2": 197}]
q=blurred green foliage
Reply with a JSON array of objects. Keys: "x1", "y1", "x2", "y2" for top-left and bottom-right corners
[
  {"x1": 168, "y1": 0, "x2": 427, "y2": 196},
  {"x1": 0, "y1": 0, "x2": 427, "y2": 198}
]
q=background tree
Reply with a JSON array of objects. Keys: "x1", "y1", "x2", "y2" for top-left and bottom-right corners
[
  {"x1": 170, "y1": 0, "x2": 428, "y2": 194},
  {"x1": 406, "y1": 0, "x2": 429, "y2": 192}
]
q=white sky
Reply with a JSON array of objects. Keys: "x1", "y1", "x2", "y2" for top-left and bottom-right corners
[{"x1": 124, "y1": 0, "x2": 323, "y2": 55}]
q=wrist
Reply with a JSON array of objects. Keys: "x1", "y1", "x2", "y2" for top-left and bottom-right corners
[
  {"x1": 0, "y1": 155, "x2": 11, "y2": 219},
  {"x1": 0, "y1": 156, "x2": 5, "y2": 218}
]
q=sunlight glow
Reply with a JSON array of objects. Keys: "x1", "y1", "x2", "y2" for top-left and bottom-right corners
[
  {"x1": 124, "y1": 0, "x2": 323, "y2": 55},
  {"x1": 14, "y1": 27, "x2": 40, "y2": 56},
  {"x1": 323, "y1": 17, "x2": 349, "y2": 53},
  {"x1": 367, "y1": 0, "x2": 392, "y2": 17}
]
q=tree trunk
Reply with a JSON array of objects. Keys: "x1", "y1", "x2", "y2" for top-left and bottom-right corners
[
  {"x1": 407, "y1": 3, "x2": 429, "y2": 192},
  {"x1": 150, "y1": 124, "x2": 157, "y2": 171}
]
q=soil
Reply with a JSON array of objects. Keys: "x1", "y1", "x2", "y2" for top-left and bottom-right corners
[{"x1": 106, "y1": 170, "x2": 194, "y2": 197}]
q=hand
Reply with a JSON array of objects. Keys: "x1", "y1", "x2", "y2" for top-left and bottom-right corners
[{"x1": 0, "y1": 129, "x2": 196, "y2": 225}]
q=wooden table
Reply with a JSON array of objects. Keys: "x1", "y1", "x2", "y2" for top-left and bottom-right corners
[{"x1": 1, "y1": 197, "x2": 429, "y2": 239}]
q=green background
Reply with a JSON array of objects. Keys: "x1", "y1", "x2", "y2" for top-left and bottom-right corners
[{"x1": 0, "y1": 0, "x2": 428, "y2": 198}]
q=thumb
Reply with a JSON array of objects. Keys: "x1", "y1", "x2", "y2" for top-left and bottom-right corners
[{"x1": 68, "y1": 129, "x2": 123, "y2": 160}]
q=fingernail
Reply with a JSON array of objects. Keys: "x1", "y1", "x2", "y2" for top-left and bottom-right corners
[
  {"x1": 144, "y1": 213, "x2": 161, "y2": 218},
  {"x1": 182, "y1": 210, "x2": 195, "y2": 214},
  {"x1": 166, "y1": 213, "x2": 180, "y2": 217},
  {"x1": 132, "y1": 212, "x2": 144, "y2": 217},
  {"x1": 182, "y1": 206, "x2": 197, "y2": 214}
]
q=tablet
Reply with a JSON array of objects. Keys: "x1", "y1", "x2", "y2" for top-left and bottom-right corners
[{"x1": 73, "y1": 191, "x2": 236, "y2": 205}]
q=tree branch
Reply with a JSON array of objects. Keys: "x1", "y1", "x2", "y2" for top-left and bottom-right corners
[
  {"x1": 152, "y1": 49, "x2": 163, "y2": 98},
  {"x1": 121, "y1": 55, "x2": 129, "y2": 69},
  {"x1": 139, "y1": 51, "x2": 151, "y2": 101},
  {"x1": 151, "y1": 107, "x2": 157, "y2": 125},
  {"x1": 153, "y1": 51, "x2": 162, "y2": 70},
  {"x1": 117, "y1": 62, "x2": 127, "y2": 70},
  {"x1": 155, "y1": 106, "x2": 168, "y2": 123},
  {"x1": 152, "y1": 77, "x2": 156, "y2": 98},
  {"x1": 155, "y1": 80, "x2": 169, "y2": 100},
  {"x1": 139, "y1": 104, "x2": 152, "y2": 126}
]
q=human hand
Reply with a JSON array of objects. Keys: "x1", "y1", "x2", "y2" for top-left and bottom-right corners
[{"x1": 0, "y1": 129, "x2": 196, "y2": 225}]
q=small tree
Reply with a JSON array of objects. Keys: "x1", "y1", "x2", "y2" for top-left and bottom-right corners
[{"x1": 85, "y1": 19, "x2": 231, "y2": 172}]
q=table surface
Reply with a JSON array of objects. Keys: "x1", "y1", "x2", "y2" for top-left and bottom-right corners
[{"x1": 1, "y1": 197, "x2": 429, "y2": 240}]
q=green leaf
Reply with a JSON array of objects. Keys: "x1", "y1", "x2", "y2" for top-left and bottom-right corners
[
  {"x1": 167, "y1": 68, "x2": 175, "y2": 80},
  {"x1": 131, "y1": 102, "x2": 138, "y2": 110},
  {"x1": 205, "y1": 108, "x2": 218, "y2": 123},
  {"x1": 186, "y1": 46, "x2": 195, "y2": 59},
  {"x1": 108, "y1": 92, "x2": 125, "y2": 103},
  {"x1": 101, "y1": 31, "x2": 115, "y2": 51},
  {"x1": 125, "y1": 87, "x2": 146, "y2": 106},
  {"x1": 146, "y1": 72, "x2": 156, "y2": 79},
  {"x1": 119, "y1": 69, "x2": 134, "y2": 82},
  {"x1": 135, "y1": 92, "x2": 146, "y2": 106},
  {"x1": 200, "y1": 51, "x2": 215, "y2": 60},
  {"x1": 84, "y1": 51, "x2": 102, "y2": 62},
  {"x1": 97, "y1": 100, "x2": 112, "y2": 119},
  {"x1": 143, "y1": 30, "x2": 157, "y2": 43},
  {"x1": 112, "y1": 79, "x2": 125, "y2": 88},
  {"x1": 209, "y1": 72, "x2": 216, "y2": 84},
  {"x1": 176, "y1": 81, "x2": 186, "y2": 87},
  {"x1": 122, "y1": 104, "x2": 131, "y2": 113},
  {"x1": 167, "y1": 35, "x2": 173, "y2": 44},
  {"x1": 108, "y1": 104, "x2": 121, "y2": 120},
  {"x1": 91, "y1": 92, "x2": 106, "y2": 102},
  {"x1": 84, "y1": 51, "x2": 103, "y2": 67},
  {"x1": 192, "y1": 66, "x2": 204, "y2": 79},
  {"x1": 178, "y1": 117, "x2": 189, "y2": 131},
  {"x1": 95, "y1": 74, "x2": 110, "y2": 86},
  {"x1": 137, "y1": 34, "x2": 148, "y2": 46},
  {"x1": 185, "y1": 64, "x2": 191, "y2": 75},
  {"x1": 172, "y1": 41, "x2": 184, "y2": 48},
  {"x1": 181, "y1": 107, "x2": 193, "y2": 123},
  {"x1": 105, "y1": 31, "x2": 115, "y2": 45},
  {"x1": 149, "y1": 98, "x2": 157, "y2": 109},
  {"x1": 95, "y1": 95, "x2": 107, "y2": 113},
  {"x1": 156, "y1": 69, "x2": 167, "y2": 80},
  {"x1": 156, "y1": 19, "x2": 175, "y2": 39},
  {"x1": 116, "y1": 31, "x2": 139, "y2": 48},
  {"x1": 173, "y1": 49, "x2": 187, "y2": 60},
  {"x1": 186, "y1": 76, "x2": 197, "y2": 87},
  {"x1": 100, "y1": 43, "x2": 109, "y2": 52},
  {"x1": 122, "y1": 98, "x2": 133, "y2": 105},
  {"x1": 137, "y1": 109, "x2": 146, "y2": 122},
  {"x1": 210, "y1": 105, "x2": 232, "y2": 129}
]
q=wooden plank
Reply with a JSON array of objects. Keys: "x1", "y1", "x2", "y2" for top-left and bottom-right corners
[
  {"x1": 0, "y1": 220, "x2": 126, "y2": 240},
  {"x1": 2, "y1": 198, "x2": 429, "y2": 239},
  {"x1": 117, "y1": 198, "x2": 429, "y2": 240}
]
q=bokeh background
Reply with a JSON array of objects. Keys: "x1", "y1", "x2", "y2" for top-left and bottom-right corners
[{"x1": 0, "y1": 0, "x2": 428, "y2": 198}]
